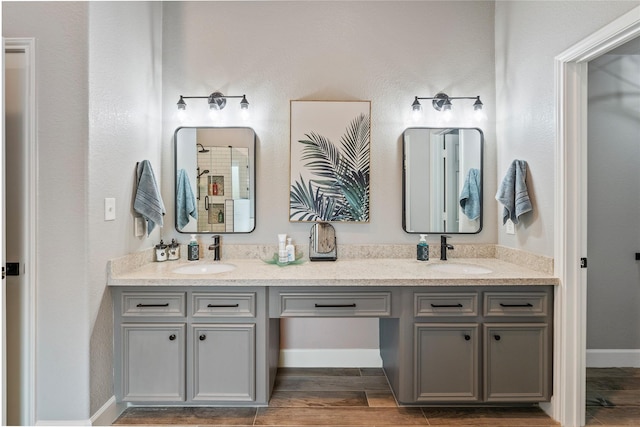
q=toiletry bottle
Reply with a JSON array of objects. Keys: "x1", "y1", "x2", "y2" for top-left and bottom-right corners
[
  {"x1": 218, "y1": 209, "x2": 224, "y2": 223},
  {"x1": 168, "y1": 238, "x2": 180, "y2": 261},
  {"x1": 188, "y1": 234, "x2": 199, "y2": 261},
  {"x1": 417, "y1": 234, "x2": 429, "y2": 261},
  {"x1": 278, "y1": 234, "x2": 288, "y2": 264},
  {"x1": 286, "y1": 238, "x2": 295, "y2": 262},
  {"x1": 155, "y1": 240, "x2": 168, "y2": 262}
]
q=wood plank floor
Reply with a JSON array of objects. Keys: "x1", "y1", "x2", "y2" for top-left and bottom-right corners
[
  {"x1": 586, "y1": 367, "x2": 640, "y2": 426},
  {"x1": 113, "y1": 368, "x2": 560, "y2": 426}
]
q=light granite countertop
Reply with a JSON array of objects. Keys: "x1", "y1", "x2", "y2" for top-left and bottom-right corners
[{"x1": 107, "y1": 257, "x2": 559, "y2": 287}]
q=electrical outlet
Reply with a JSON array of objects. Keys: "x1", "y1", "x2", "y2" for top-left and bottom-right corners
[
  {"x1": 134, "y1": 216, "x2": 145, "y2": 237},
  {"x1": 104, "y1": 198, "x2": 116, "y2": 221},
  {"x1": 505, "y1": 219, "x2": 515, "y2": 235}
]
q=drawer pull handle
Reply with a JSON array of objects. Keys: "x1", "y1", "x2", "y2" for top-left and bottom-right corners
[
  {"x1": 136, "y1": 303, "x2": 169, "y2": 308},
  {"x1": 314, "y1": 303, "x2": 357, "y2": 308},
  {"x1": 430, "y1": 303, "x2": 463, "y2": 308},
  {"x1": 169, "y1": 334, "x2": 176, "y2": 341},
  {"x1": 199, "y1": 334, "x2": 206, "y2": 341},
  {"x1": 494, "y1": 335, "x2": 501, "y2": 341},
  {"x1": 207, "y1": 304, "x2": 240, "y2": 308},
  {"x1": 499, "y1": 303, "x2": 533, "y2": 308},
  {"x1": 464, "y1": 334, "x2": 471, "y2": 341}
]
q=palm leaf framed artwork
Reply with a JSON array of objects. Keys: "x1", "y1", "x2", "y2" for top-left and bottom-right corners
[{"x1": 290, "y1": 100, "x2": 371, "y2": 222}]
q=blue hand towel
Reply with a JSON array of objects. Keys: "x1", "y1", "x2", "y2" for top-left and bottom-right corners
[
  {"x1": 459, "y1": 168, "x2": 481, "y2": 220},
  {"x1": 134, "y1": 160, "x2": 165, "y2": 235},
  {"x1": 176, "y1": 169, "x2": 197, "y2": 230},
  {"x1": 495, "y1": 159, "x2": 532, "y2": 225}
]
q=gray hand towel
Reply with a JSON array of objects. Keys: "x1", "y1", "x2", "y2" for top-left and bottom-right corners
[
  {"x1": 176, "y1": 169, "x2": 197, "y2": 230},
  {"x1": 495, "y1": 159, "x2": 532, "y2": 225},
  {"x1": 134, "y1": 160, "x2": 165, "y2": 235},
  {"x1": 459, "y1": 168, "x2": 481, "y2": 220}
]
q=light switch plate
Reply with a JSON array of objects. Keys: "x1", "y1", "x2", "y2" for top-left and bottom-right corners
[
  {"x1": 134, "y1": 216, "x2": 145, "y2": 237},
  {"x1": 505, "y1": 219, "x2": 515, "y2": 235},
  {"x1": 104, "y1": 198, "x2": 116, "y2": 221}
]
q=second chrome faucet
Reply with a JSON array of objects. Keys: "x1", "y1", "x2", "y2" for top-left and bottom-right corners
[{"x1": 440, "y1": 235, "x2": 454, "y2": 261}]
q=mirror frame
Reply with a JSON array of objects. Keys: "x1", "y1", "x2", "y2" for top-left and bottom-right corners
[
  {"x1": 174, "y1": 126, "x2": 256, "y2": 234},
  {"x1": 402, "y1": 127, "x2": 483, "y2": 235}
]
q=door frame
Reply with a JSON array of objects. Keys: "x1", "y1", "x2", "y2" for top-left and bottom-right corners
[
  {"x1": 4, "y1": 37, "x2": 37, "y2": 426},
  {"x1": 554, "y1": 6, "x2": 640, "y2": 427}
]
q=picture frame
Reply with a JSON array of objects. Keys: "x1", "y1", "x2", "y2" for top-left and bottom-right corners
[{"x1": 289, "y1": 100, "x2": 371, "y2": 222}]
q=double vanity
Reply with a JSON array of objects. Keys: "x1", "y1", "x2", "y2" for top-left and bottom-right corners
[{"x1": 108, "y1": 251, "x2": 558, "y2": 408}]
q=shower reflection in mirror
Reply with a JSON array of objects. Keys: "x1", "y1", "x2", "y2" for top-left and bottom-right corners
[{"x1": 175, "y1": 127, "x2": 256, "y2": 233}]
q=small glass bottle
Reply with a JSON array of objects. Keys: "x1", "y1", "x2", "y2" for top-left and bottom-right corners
[
  {"x1": 168, "y1": 239, "x2": 180, "y2": 261},
  {"x1": 155, "y1": 240, "x2": 168, "y2": 262}
]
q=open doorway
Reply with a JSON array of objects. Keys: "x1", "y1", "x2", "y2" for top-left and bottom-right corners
[
  {"x1": 4, "y1": 38, "x2": 36, "y2": 427},
  {"x1": 585, "y1": 36, "x2": 640, "y2": 425}
]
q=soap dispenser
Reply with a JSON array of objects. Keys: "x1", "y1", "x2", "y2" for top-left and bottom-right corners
[
  {"x1": 188, "y1": 234, "x2": 199, "y2": 261},
  {"x1": 417, "y1": 234, "x2": 429, "y2": 261}
]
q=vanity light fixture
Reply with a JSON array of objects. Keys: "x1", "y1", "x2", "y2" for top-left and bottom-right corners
[
  {"x1": 176, "y1": 91, "x2": 250, "y2": 120},
  {"x1": 412, "y1": 92, "x2": 483, "y2": 121}
]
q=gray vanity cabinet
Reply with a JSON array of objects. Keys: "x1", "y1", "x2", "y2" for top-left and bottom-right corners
[
  {"x1": 191, "y1": 323, "x2": 255, "y2": 401},
  {"x1": 121, "y1": 323, "x2": 186, "y2": 402},
  {"x1": 113, "y1": 287, "x2": 278, "y2": 406},
  {"x1": 381, "y1": 286, "x2": 553, "y2": 405},
  {"x1": 484, "y1": 324, "x2": 550, "y2": 401},
  {"x1": 414, "y1": 323, "x2": 479, "y2": 402}
]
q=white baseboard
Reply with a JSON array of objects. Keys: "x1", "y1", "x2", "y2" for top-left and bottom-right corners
[
  {"x1": 279, "y1": 349, "x2": 382, "y2": 368},
  {"x1": 91, "y1": 396, "x2": 127, "y2": 426},
  {"x1": 36, "y1": 396, "x2": 126, "y2": 426},
  {"x1": 586, "y1": 349, "x2": 640, "y2": 367}
]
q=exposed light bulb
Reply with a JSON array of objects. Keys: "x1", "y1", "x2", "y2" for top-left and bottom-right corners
[
  {"x1": 176, "y1": 109, "x2": 187, "y2": 122},
  {"x1": 474, "y1": 108, "x2": 487, "y2": 121},
  {"x1": 209, "y1": 109, "x2": 221, "y2": 122}
]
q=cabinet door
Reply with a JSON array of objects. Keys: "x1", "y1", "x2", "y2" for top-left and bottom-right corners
[
  {"x1": 414, "y1": 323, "x2": 479, "y2": 402},
  {"x1": 122, "y1": 323, "x2": 185, "y2": 402},
  {"x1": 484, "y1": 323, "x2": 550, "y2": 402},
  {"x1": 192, "y1": 324, "x2": 255, "y2": 401}
]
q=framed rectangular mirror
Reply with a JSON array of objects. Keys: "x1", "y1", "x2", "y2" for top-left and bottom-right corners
[
  {"x1": 403, "y1": 127, "x2": 483, "y2": 234},
  {"x1": 174, "y1": 127, "x2": 256, "y2": 233}
]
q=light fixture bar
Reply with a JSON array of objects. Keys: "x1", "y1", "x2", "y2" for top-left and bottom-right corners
[
  {"x1": 176, "y1": 92, "x2": 250, "y2": 112},
  {"x1": 411, "y1": 92, "x2": 483, "y2": 112}
]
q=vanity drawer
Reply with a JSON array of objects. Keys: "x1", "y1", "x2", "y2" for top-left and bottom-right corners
[
  {"x1": 484, "y1": 292, "x2": 549, "y2": 317},
  {"x1": 414, "y1": 292, "x2": 478, "y2": 317},
  {"x1": 278, "y1": 292, "x2": 391, "y2": 317},
  {"x1": 192, "y1": 292, "x2": 256, "y2": 318},
  {"x1": 121, "y1": 292, "x2": 186, "y2": 317}
]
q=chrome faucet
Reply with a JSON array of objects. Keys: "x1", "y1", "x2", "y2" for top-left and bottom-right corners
[
  {"x1": 208, "y1": 235, "x2": 221, "y2": 261},
  {"x1": 440, "y1": 235, "x2": 454, "y2": 261}
]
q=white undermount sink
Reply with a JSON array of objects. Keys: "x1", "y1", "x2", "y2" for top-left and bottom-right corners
[
  {"x1": 172, "y1": 263, "x2": 236, "y2": 275},
  {"x1": 428, "y1": 262, "x2": 492, "y2": 275}
]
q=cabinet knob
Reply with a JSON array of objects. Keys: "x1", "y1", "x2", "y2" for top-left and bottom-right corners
[
  {"x1": 464, "y1": 334, "x2": 471, "y2": 341},
  {"x1": 169, "y1": 334, "x2": 176, "y2": 341},
  {"x1": 199, "y1": 334, "x2": 206, "y2": 341},
  {"x1": 494, "y1": 335, "x2": 501, "y2": 341}
]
